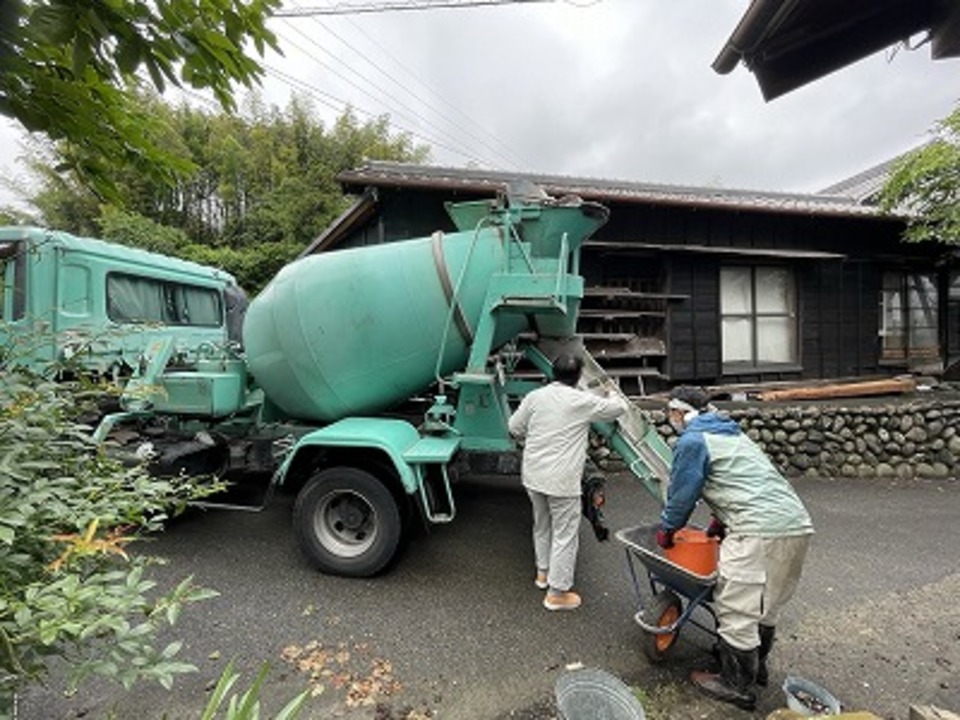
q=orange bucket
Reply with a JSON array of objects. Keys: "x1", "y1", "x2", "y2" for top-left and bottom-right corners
[{"x1": 664, "y1": 527, "x2": 719, "y2": 576}]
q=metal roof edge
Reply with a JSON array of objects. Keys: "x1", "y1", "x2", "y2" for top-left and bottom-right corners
[
  {"x1": 336, "y1": 162, "x2": 895, "y2": 221},
  {"x1": 713, "y1": 0, "x2": 795, "y2": 75}
]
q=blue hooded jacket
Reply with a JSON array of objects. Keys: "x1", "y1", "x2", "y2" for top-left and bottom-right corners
[{"x1": 660, "y1": 412, "x2": 813, "y2": 536}]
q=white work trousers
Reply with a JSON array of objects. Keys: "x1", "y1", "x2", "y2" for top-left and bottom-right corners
[
  {"x1": 714, "y1": 533, "x2": 811, "y2": 651},
  {"x1": 527, "y1": 490, "x2": 581, "y2": 592}
]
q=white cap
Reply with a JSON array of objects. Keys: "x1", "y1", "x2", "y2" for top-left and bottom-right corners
[{"x1": 667, "y1": 398, "x2": 697, "y2": 413}]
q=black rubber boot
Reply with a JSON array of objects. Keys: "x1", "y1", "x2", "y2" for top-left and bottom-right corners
[
  {"x1": 756, "y1": 624, "x2": 775, "y2": 687},
  {"x1": 706, "y1": 641, "x2": 721, "y2": 672},
  {"x1": 691, "y1": 639, "x2": 757, "y2": 711}
]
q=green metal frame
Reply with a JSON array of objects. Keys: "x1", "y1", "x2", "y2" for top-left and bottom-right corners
[
  {"x1": 275, "y1": 417, "x2": 423, "y2": 492},
  {"x1": 445, "y1": 202, "x2": 588, "y2": 451},
  {"x1": 274, "y1": 416, "x2": 463, "y2": 522}
]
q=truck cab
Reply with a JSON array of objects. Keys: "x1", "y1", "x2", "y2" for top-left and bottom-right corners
[{"x1": 0, "y1": 226, "x2": 246, "y2": 378}]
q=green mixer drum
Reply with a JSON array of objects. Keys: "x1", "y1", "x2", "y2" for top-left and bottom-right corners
[{"x1": 243, "y1": 227, "x2": 526, "y2": 422}]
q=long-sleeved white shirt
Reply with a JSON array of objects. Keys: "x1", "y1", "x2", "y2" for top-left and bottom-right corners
[{"x1": 508, "y1": 382, "x2": 627, "y2": 496}]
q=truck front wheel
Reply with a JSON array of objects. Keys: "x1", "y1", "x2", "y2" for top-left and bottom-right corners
[{"x1": 293, "y1": 466, "x2": 402, "y2": 577}]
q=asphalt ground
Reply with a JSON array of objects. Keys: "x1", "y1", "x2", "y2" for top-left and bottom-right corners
[{"x1": 19, "y1": 472, "x2": 960, "y2": 720}]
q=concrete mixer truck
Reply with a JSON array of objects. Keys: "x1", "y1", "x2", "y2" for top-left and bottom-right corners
[{"x1": 94, "y1": 186, "x2": 671, "y2": 577}]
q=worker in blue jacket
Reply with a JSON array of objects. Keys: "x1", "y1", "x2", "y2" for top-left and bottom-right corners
[{"x1": 657, "y1": 386, "x2": 814, "y2": 711}]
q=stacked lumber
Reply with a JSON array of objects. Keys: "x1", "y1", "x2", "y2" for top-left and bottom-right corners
[{"x1": 757, "y1": 377, "x2": 917, "y2": 402}]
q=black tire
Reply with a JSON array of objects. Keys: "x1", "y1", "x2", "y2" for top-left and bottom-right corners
[
  {"x1": 293, "y1": 466, "x2": 402, "y2": 577},
  {"x1": 642, "y1": 590, "x2": 683, "y2": 663}
]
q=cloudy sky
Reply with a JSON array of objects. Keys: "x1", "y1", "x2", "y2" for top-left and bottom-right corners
[{"x1": 2, "y1": 0, "x2": 959, "y2": 211}]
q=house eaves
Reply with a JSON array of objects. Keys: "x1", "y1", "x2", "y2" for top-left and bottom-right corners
[
  {"x1": 336, "y1": 161, "x2": 893, "y2": 221},
  {"x1": 588, "y1": 240, "x2": 846, "y2": 260},
  {"x1": 713, "y1": 0, "x2": 960, "y2": 100}
]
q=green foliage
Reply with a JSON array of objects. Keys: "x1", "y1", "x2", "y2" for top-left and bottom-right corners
[
  {"x1": 178, "y1": 243, "x2": 302, "y2": 297},
  {"x1": 20, "y1": 93, "x2": 430, "y2": 293},
  {"x1": 880, "y1": 104, "x2": 960, "y2": 244},
  {"x1": 196, "y1": 660, "x2": 311, "y2": 720},
  {"x1": 0, "y1": 369, "x2": 224, "y2": 706},
  {"x1": 1, "y1": 137, "x2": 99, "y2": 235},
  {"x1": 0, "y1": 208, "x2": 29, "y2": 226},
  {"x1": 0, "y1": 0, "x2": 280, "y2": 199},
  {"x1": 99, "y1": 205, "x2": 193, "y2": 256},
  {"x1": 95, "y1": 205, "x2": 300, "y2": 293}
]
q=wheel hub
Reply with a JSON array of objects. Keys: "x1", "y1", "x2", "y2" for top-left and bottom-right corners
[
  {"x1": 316, "y1": 490, "x2": 378, "y2": 556},
  {"x1": 336, "y1": 498, "x2": 368, "y2": 531}
]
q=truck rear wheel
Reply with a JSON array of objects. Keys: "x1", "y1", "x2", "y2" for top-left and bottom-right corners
[{"x1": 293, "y1": 466, "x2": 402, "y2": 577}]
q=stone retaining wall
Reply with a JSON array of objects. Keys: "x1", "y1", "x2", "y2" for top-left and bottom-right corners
[{"x1": 646, "y1": 397, "x2": 960, "y2": 480}]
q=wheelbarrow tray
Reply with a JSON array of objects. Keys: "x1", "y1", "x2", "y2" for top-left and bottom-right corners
[
  {"x1": 615, "y1": 524, "x2": 717, "y2": 596},
  {"x1": 615, "y1": 524, "x2": 718, "y2": 645}
]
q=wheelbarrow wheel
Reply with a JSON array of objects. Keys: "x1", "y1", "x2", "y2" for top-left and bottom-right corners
[{"x1": 642, "y1": 590, "x2": 682, "y2": 663}]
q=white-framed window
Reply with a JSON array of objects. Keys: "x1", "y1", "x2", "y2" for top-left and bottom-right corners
[
  {"x1": 880, "y1": 272, "x2": 938, "y2": 361},
  {"x1": 721, "y1": 266, "x2": 797, "y2": 367}
]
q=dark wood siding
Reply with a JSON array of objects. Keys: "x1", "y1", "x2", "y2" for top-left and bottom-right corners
[
  {"x1": 799, "y1": 261, "x2": 844, "y2": 379},
  {"x1": 666, "y1": 257, "x2": 721, "y2": 381},
  {"x1": 338, "y1": 191, "x2": 456, "y2": 249}
]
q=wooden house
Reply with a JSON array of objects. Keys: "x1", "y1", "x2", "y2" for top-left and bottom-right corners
[{"x1": 304, "y1": 161, "x2": 957, "y2": 394}]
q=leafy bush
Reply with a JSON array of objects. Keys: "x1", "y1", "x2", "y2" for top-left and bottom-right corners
[{"x1": 0, "y1": 369, "x2": 225, "y2": 712}]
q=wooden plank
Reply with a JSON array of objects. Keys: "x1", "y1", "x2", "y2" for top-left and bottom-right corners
[
  {"x1": 757, "y1": 377, "x2": 917, "y2": 401},
  {"x1": 601, "y1": 367, "x2": 663, "y2": 377},
  {"x1": 579, "y1": 332, "x2": 639, "y2": 341},
  {"x1": 578, "y1": 309, "x2": 667, "y2": 319},
  {"x1": 583, "y1": 287, "x2": 689, "y2": 301}
]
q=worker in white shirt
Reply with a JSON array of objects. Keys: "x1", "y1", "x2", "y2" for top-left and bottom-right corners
[{"x1": 508, "y1": 354, "x2": 627, "y2": 611}]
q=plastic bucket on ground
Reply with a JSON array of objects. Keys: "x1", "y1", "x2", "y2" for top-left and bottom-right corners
[
  {"x1": 664, "y1": 527, "x2": 719, "y2": 576},
  {"x1": 555, "y1": 667, "x2": 645, "y2": 720},
  {"x1": 782, "y1": 675, "x2": 842, "y2": 716}
]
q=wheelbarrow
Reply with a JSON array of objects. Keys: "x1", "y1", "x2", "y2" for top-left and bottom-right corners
[{"x1": 614, "y1": 524, "x2": 719, "y2": 663}]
